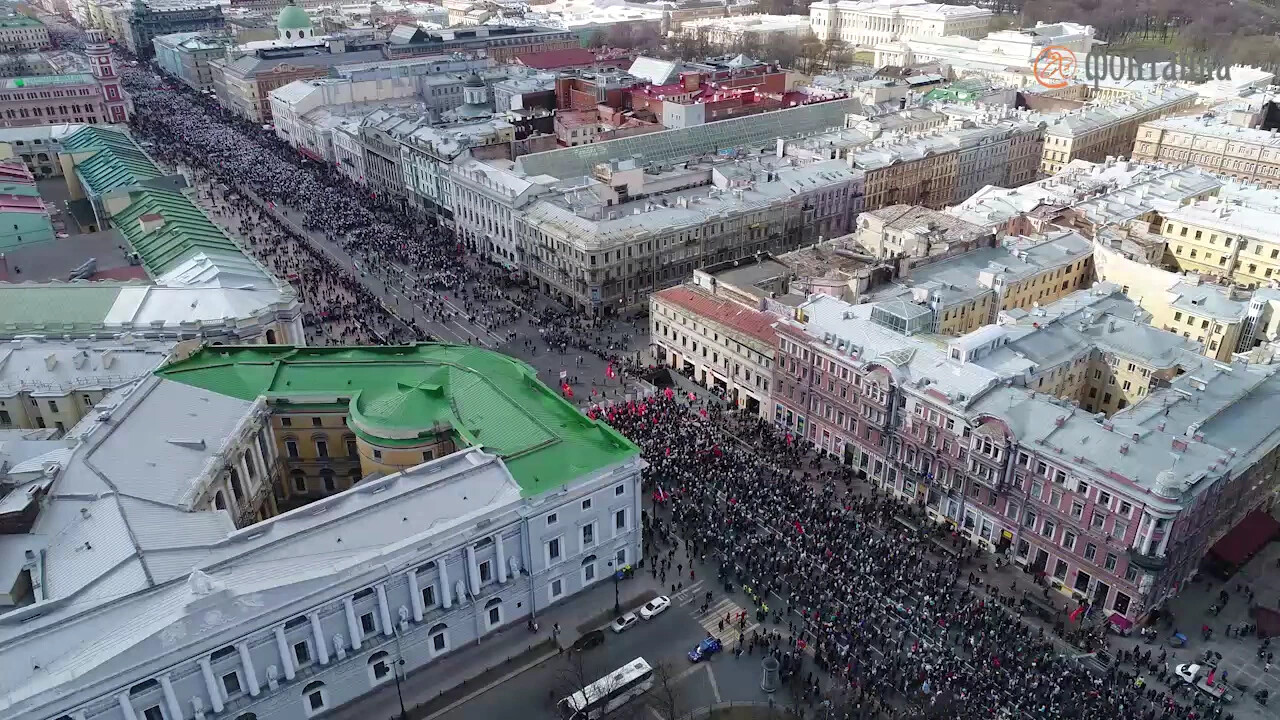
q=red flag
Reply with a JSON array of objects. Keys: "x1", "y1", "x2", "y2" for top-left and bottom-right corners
[
  {"x1": 664, "y1": 387, "x2": 674, "y2": 400},
  {"x1": 606, "y1": 363, "x2": 616, "y2": 379},
  {"x1": 687, "y1": 392, "x2": 696, "y2": 401},
  {"x1": 1069, "y1": 606, "x2": 1084, "y2": 623},
  {"x1": 793, "y1": 521, "x2": 805, "y2": 534},
  {"x1": 1206, "y1": 668, "x2": 1216, "y2": 686},
  {"x1": 700, "y1": 408, "x2": 708, "y2": 417},
  {"x1": 561, "y1": 382, "x2": 573, "y2": 398}
]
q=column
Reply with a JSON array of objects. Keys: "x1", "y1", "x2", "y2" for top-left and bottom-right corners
[
  {"x1": 309, "y1": 612, "x2": 330, "y2": 665},
  {"x1": 407, "y1": 569, "x2": 424, "y2": 621},
  {"x1": 494, "y1": 533, "x2": 507, "y2": 583},
  {"x1": 376, "y1": 583, "x2": 394, "y2": 636},
  {"x1": 237, "y1": 642, "x2": 261, "y2": 696},
  {"x1": 159, "y1": 674, "x2": 183, "y2": 720},
  {"x1": 1139, "y1": 513, "x2": 1156, "y2": 554},
  {"x1": 1155, "y1": 521, "x2": 1172, "y2": 556},
  {"x1": 198, "y1": 657, "x2": 225, "y2": 713},
  {"x1": 224, "y1": 476, "x2": 240, "y2": 519},
  {"x1": 116, "y1": 693, "x2": 139, "y2": 720},
  {"x1": 465, "y1": 544, "x2": 481, "y2": 597},
  {"x1": 438, "y1": 555, "x2": 452, "y2": 609},
  {"x1": 343, "y1": 596, "x2": 363, "y2": 650},
  {"x1": 274, "y1": 626, "x2": 297, "y2": 680}
]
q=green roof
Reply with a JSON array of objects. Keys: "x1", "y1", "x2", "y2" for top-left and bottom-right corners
[
  {"x1": 0, "y1": 17, "x2": 43, "y2": 28},
  {"x1": 112, "y1": 187, "x2": 243, "y2": 276},
  {"x1": 2, "y1": 74, "x2": 96, "y2": 90},
  {"x1": 0, "y1": 210, "x2": 54, "y2": 250},
  {"x1": 0, "y1": 284, "x2": 122, "y2": 329},
  {"x1": 157, "y1": 345, "x2": 640, "y2": 495},
  {"x1": 62, "y1": 126, "x2": 161, "y2": 196},
  {"x1": 277, "y1": 2, "x2": 311, "y2": 30}
]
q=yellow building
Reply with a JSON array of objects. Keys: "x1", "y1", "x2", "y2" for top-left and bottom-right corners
[
  {"x1": 1040, "y1": 86, "x2": 1197, "y2": 175},
  {"x1": 1132, "y1": 115, "x2": 1280, "y2": 188},
  {"x1": 1163, "y1": 199, "x2": 1280, "y2": 289}
]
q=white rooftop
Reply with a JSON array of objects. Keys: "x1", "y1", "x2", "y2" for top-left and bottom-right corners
[{"x1": 0, "y1": 336, "x2": 172, "y2": 397}]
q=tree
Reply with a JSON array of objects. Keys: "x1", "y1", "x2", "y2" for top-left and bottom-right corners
[
  {"x1": 644, "y1": 660, "x2": 686, "y2": 720},
  {"x1": 553, "y1": 651, "x2": 643, "y2": 720}
]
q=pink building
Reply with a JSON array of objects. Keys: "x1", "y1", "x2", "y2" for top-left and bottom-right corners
[{"x1": 0, "y1": 29, "x2": 128, "y2": 128}]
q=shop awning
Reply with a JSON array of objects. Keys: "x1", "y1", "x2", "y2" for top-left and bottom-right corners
[
  {"x1": 1208, "y1": 509, "x2": 1280, "y2": 567},
  {"x1": 1108, "y1": 612, "x2": 1133, "y2": 630}
]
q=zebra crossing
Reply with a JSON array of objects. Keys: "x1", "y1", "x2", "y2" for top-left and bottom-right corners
[{"x1": 693, "y1": 598, "x2": 759, "y2": 644}]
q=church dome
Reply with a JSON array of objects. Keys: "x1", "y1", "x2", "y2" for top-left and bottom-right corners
[
  {"x1": 277, "y1": 0, "x2": 312, "y2": 31},
  {"x1": 464, "y1": 72, "x2": 485, "y2": 88}
]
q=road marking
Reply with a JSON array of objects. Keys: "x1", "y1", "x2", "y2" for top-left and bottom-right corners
[
  {"x1": 675, "y1": 662, "x2": 704, "y2": 683},
  {"x1": 647, "y1": 708, "x2": 666, "y2": 720},
  {"x1": 705, "y1": 663, "x2": 722, "y2": 703},
  {"x1": 693, "y1": 598, "x2": 757, "y2": 643}
]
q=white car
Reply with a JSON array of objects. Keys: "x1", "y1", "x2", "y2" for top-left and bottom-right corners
[
  {"x1": 639, "y1": 596, "x2": 671, "y2": 620},
  {"x1": 610, "y1": 612, "x2": 639, "y2": 633}
]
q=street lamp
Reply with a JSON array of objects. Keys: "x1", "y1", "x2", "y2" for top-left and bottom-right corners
[
  {"x1": 608, "y1": 560, "x2": 622, "y2": 615},
  {"x1": 391, "y1": 626, "x2": 409, "y2": 720}
]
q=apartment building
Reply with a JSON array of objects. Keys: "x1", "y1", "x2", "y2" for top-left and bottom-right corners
[
  {"x1": 855, "y1": 204, "x2": 987, "y2": 260},
  {"x1": 773, "y1": 287, "x2": 1280, "y2": 625},
  {"x1": 116, "y1": 0, "x2": 225, "y2": 58},
  {"x1": 521, "y1": 155, "x2": 864, "y2": 316},
  {"x1": 0, "y1": 16, "x2": 50, "y2": 50},
  {"x1": 1132, "y1": 115, "x2": 1280, "y2": 189},
  {"x1": 1163, "y1": 199, "x2": 1280, "y2": 288},
  {"x1": 651, "y1": 283, "x2": 779, "y2": 417},
  {"x1": 858, "y1": 226, "x2": 1094, "y2": 335},
  {"x1": 1093, "y1": 241, "x2": 1280, "y2": 361},
  {"x1": 808, "y1": 0, "x2": 991, "y2": 47},
  {"x1": 0, "y1": 344, "x2": 644, "y2": 720},
  {"x1": 152, "y1": 31, "x2": 233, "y2": 92},
  {"x1": 0, "y1": 337, "x2": 173, "y2": 433},
  {"x1": 1040, "y1": 86, "x2": 1197, "y2": 175},
  {"x1": 853, "y1": 120, "x2": 1045, "y2": 211}
]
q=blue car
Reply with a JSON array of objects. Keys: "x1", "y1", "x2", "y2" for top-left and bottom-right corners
[{"x1": 688, "y1": 636, "x2": 723, "y2": 662}]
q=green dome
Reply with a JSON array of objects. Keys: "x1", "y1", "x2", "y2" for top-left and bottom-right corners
[{"x1": 277, "y1": 1, "x2": 312, "y2": 31}]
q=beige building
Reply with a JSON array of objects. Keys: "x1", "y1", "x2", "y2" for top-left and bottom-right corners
[
  {"x1": 1132, "y1": 115, "x2": 1280, "y2": 189},
  {"x1": 808, "y1": 0, "x2": 991, "y2": 47},
  {"x1": 1040, "y1": 86, "x2": 1197, "y2": 175},
  {"x1": 650, "y1": 282, "x2": 778, "y2": 418},
  {"x1": 854, "y1": 204, "x2": 988, "y2": 259},
  {"x1": 0, "y1": 337, "x2": 174, "y2": 434},
  {"x1": 0, "y1": 16, "x2": 50, "y2": 50},
  {"x1": 1162, "y1": 198, "x2": 1280, "y2": 289}
]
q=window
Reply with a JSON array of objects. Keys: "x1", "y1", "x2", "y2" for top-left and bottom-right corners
[
  {"x1": 581, "y1": 498, "x2": 592, "y2": 511},
  {"x1": 582, "y1": 553, "x2": 597, "y2": 583},
  {"x1": 292, "y1": 471, "x2": 307, "y2": 493},
  {"x1": 322, "y1": 471, "x2": 336, "y2": 493},
  {"x1": 346, "y1": 439, "x2": 359, "y2": 458},
  {"x1": 614, "y1": 483, "x2": 625, "y2": 496},
  {"x1": 1041, "y1": 520, "x2": 1055, "y2": 539},
  {"x1": 1070, "y1": 501, "x2": 1084, "y2": 519},
  {"x1": 360, "y1": 611, "x2": 377, "y2": 635},
  {"x1": 1074, "y1": 569, "x2": 1091, "y2": 593},
  {"x1": 546, "y1": 512, "x2": 558, "y2": 526},
  {"x1": 143, "y1": 708, "x2": 164, "y2": 720},
  {"x1": 312, "y1": 417, "x2": 323, "y2": 427},
  {"x1": 1111, "y1": 519, "x2": 1128, "y2": 540},
  {"x1": 547, "y1": 537, "x2": 562, "y2": 564},
  {"x1": 1053, "y1": 559, "x2": 1068, "y2": 580},
  {"x1": 369, "y1": 651, "x2": 393, "y2": 684},
  {"x1": 286, "y1": 440, "x2": 299, "y2": 458},
  {"x1": 48, "y1": 400, "x2": 58, "y2": 413},
  {"x1": 614, "y1": 509, "x2": 626, "y2": 531},
  {"x1": 550, "y1": 577, "x2": 564, "y2": 599},
  {"x1": 1113, "y1": 592, "x2": 1131, "y2": 616},
  {"x1": 303, "y1": 681, "x2": 327, "y2": 715},
  {"x1": 1062, "y1": 531, "x2": 1076, "y2": 551},
  {"x1": 485, "y1": 598, "x2": 502, "y2": 628},
  {"x1": 479, "y1": 560, "x2": 493, "y2": 584},
  {"x1": 1084, "y1": 542, "x2": 1097, "y2": 562},
  {"x1": 294, "y1": 640, "x2": 312, "y2": 666},
  {"x1": 581, "y1": 523, "x2": 595, "y2": 547},
  {"x1": 422, "y1": 583, "x2": 437, "y2": 608},
  {"x1": 222, "y1": 671, "x2": 242, "y2": 697},
  {"x1": 315, "y1": 439, "x2": 328, "y2": 458},
  {"x1": 1104, "y1": 553, "x2": 1118, "y2": 572},
  {"x1": 429, "y1": 623, "x2": 449, "y2": 654}
]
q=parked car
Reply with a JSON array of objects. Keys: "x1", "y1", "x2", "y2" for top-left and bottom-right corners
[
  {"x1": 688, "y1": 636, "x2": 723, "y2": 662},
  {"x1": 610, "y1": 613, "x2": 639, "y2": 633},
  {"x1": 571, "y1": 629, "x2": 605, "y2": 651},
  {"x1": 640, "y1": 596, "x2": 671, "y2": 620}
]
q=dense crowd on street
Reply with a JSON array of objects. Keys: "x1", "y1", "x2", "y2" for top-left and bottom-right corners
[
  {"x1": 114, "y1": 53, "x2": 1248, "y2": 720},
  {"x1": 615, "y1": 397, "x2": 1238, "y2": 720}
]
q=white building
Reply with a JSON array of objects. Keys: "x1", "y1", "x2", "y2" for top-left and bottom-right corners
[
  {"x1": 270, "y1": 77, "x2": 422, "y2": 159},
  {"x1": 449, "y1": 155, "x2": 557, "y2": 268},
  {"x1": 809, "y1": 0, "x2": 991, "y2": 48},
  {"x1": 872, "y1": 22, "x2": 1095, "y2": 83},
  {"x1": 679, "y1": 14, "x2": 813, "y2": 46}
]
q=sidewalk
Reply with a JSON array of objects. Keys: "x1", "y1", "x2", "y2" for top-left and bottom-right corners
[{"x1": 332, "y1": 571, "x2": 665, "y2": 720}]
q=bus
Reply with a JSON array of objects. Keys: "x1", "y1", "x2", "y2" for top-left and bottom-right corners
[{"x1": 558, "y1": 657, "x2": 654, "y2": 719}]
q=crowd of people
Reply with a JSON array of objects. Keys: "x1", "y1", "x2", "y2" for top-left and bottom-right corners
[
  {"x1": 116, "y1": 52, "x2": 1247, "y2": 720},
  {"x1": 617, "y1": 397, "x2": 1236, "y2": 720}
]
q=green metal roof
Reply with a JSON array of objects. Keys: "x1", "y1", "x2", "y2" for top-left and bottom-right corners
[
  {"x1": 277, "y1": 2, "x2": 311, "y2": 30},
  {"x1": 2, "y1": 74, "x2": 96, "y2": 90},
  {"x1": 112, "y1": 187, "x2": 243, "y2": 276},
  {"x1": 0, "y1": 17, "x2": 44, "y2": 28},
  {"x1": 0, "y1": 210, "x2": 54, "y2": 251},
  {"x1": 62, "y1": 126, "x2": 161, "y2": 196},
  {"x1": 157, "y1": 345, "x2": 640, "y2": 495},
  {"x1": 0, "y1": 284, "x2": 122, "y2": 329}
]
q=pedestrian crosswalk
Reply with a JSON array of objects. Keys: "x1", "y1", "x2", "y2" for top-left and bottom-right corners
[{"x1": 693, "y1": 597, "x2": 759, "y2": 645}]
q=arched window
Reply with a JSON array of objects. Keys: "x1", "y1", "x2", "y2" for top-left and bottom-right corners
[
  {"x1": 229, "y1": 467, "x2": 244, "y2": 501},
  {"x1": 129, "y1": 678, "x2": 160, "y2": 696},
  {"x1": 235, "y1": 714, "x2": 258, "y2": 720},
  {"x1": 302, "y1": 681, "x2": 327, "y2": 715},
  {"x1": 582, "y1": 554, "x2": 597, "y2": 585},
  {"x1": 291, "y1": 469, "x2": 307, "y2": 494},
  {"x1": 285, "y1": 30, "x2": 292, "y2": 39},
  {"x1": 483, "y1": 597, "x2": 502, "y2": 629},
  {"x1": 428, "y1": 622, "x2": 449, "y2": 656},
  {"x1": 265, "y1": 329, "x2": 277, "y2": 344},
  {"x1": 368, "y1": 650, "x2": 393, "y2": 684},
  {"x1": 243, "y1": 449, "x2": 257, "y2": 480},
  {"x1": 215, "y1": 491, "x2": 227, "y2": 510}
]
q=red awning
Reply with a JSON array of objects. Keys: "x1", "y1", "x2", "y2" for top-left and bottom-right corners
[
  {"x1": 1209, "y1": 509, "x2": 1280, "y2": 566},
  {"x1": 1108, "y1": 612, "x2": 1133, "y2": 630}
]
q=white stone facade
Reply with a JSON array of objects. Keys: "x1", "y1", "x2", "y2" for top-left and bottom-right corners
[{"x1": 809, "y1": 0, "x2": 991, "y2": 48}]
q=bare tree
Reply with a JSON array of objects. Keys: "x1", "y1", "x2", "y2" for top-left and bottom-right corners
[
  {"x1": 644, "y1": 660, "x2": 685, "y2": 720},
  {"x1": 552, "y1": 651, "x2": 642, "y2": 720}
]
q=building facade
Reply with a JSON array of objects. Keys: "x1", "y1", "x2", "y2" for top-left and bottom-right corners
[
  {"x1": 809, "y1": 0, "x2": 991, "y2": 47},
  {"x1": 0, "y1": 16, "x2": 50, "y2": 51},
  {"x1": 152, "y1": 31, "x2": 231, "y2": 92},
  {"x1": 0, "y1": 344, "x2": 644, "y2": 720},
  {"x1": 118, "y1": 0, "x2": 225, "y2": 58},
  {"x1": 1040, "y1": 86, "x2": 1197, "y2": 175},
  {"x1": 1132, "y1": 115, "x2": 1280, "y2": 189},
  {"x1": 0, "y1": 30, "x2": 129, "y2": 129}
]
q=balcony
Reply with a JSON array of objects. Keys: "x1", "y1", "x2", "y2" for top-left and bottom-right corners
[{"x1": 1128, "y1": 547, "x2": 1168, "y2": 572}]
